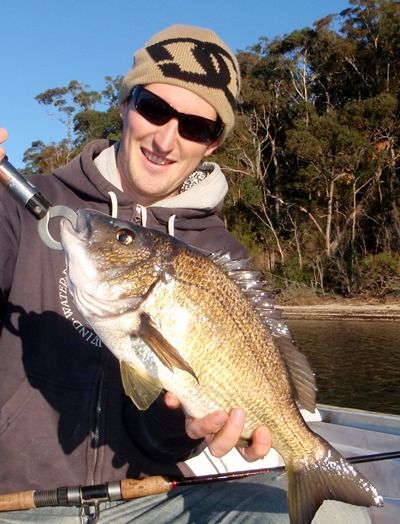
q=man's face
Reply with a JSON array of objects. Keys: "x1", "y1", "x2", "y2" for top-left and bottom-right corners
[{"x1": 117, "y1": 83, "x2": 220, "y2": 206}]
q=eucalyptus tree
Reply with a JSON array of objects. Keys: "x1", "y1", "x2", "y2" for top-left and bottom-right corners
[
  {"x1": 216, "y1": 0, "x2": 400, "y2": 295},
  {"x1": 24, "y1": 77, "x2": 122, "y2": 175}
]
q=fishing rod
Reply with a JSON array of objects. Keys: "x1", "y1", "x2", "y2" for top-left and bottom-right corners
[
  {"x1": 0, "y1": 450, "x2": 398, "y2": 514},
  {"x1": 0, "y1": 156, "x2": 77, "y2": 250},
  {"x1": 0, "y1": 156, "x2": 50, "y2": 219}
]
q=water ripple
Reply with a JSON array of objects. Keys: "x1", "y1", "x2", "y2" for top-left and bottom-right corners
[{"x1": 286, "y1": 320, "x2": 400, "y2": 415}]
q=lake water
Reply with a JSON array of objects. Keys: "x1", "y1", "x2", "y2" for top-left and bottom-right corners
[{"x1": 286, "y1": 319, "x2": 400, "y2": 415}]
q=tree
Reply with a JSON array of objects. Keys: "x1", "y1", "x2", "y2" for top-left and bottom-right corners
[
  {"x1": 215, "y1": 0, "x2": 400, "y2": 296},
  {"x1": 22, "y1": 139, "x2": 72, "y2": 176},
  {"x1": 25, "y1": 76, "x2": 123, "y2": 174}
]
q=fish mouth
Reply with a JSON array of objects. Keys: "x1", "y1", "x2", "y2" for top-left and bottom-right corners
[
  {"x1": 60, "y1": 208, "x2": 115, "y2": 241},
  {"x1": 60, "y1": 209, "x2": 89, "y2": 247},
  {"x1": 60, "y1": 210, "x2": 104, "y2": 305}
]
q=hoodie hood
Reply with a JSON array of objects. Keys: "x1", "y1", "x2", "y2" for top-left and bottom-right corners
[
  {"x1": 155, "y1": 162, "x2": 228, "y2": 210},
  {"x1": 52, "y1": 140, "x2": 134, "y2": 208}
]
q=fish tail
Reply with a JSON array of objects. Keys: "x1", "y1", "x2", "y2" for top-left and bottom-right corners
[{"x1": 287, "y1": 443, "x2": 383, "y2": 524}]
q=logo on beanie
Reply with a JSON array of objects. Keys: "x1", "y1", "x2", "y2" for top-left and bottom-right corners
[{"x1": 146, "y1": 38, "x2": 238, "y2": 110}]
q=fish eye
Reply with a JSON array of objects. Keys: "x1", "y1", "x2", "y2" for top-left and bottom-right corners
[{"x1": 116, "y1": 229, "x2": 134, "y2": 245}]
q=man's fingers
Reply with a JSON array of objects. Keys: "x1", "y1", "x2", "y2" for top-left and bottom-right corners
[
  {"x1": 206, "y1": 407, "x2": 245, "y2": 458},
  {"x1": 238, "y1": 425, "x2": 272, "y2": 462},
  {"x1": 163, "y1": 392, "x2": 229, "y2": 439},
  {"x1": 163, "y1": 394, "x2": 272, "y2": 462},
  {"x1": 186, "y1": 410, "x2": 228, "y2": 440},
  {"x1": 0, "y1": 128, "x2": 8, "y2": 160},
  {"x1": 163, "y1": 391, "x2": 181, "y2": 409}
]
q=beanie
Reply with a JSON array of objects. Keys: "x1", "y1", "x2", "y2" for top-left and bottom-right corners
[{"x1": 119, "y1": 24, "x2": 241, "y2": 142}]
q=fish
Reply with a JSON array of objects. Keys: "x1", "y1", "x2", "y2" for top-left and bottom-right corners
[{"x1": 60, "y1": 208, "x2": 383, "y2": 524}]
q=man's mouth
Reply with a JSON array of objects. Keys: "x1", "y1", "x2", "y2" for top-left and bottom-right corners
[{"x1": 142, "y1": 148, "x2": 174, "y2": 166}]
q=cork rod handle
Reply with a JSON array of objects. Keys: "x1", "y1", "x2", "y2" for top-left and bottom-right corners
[
  {"x1": 0, "y1": 490, "x2": 35, "y2": 512},
  {"x1": 120, "y1": 476, "x2": 172, "y2": 500}
]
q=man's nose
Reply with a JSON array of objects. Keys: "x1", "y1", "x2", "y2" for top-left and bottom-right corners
[{"x1": 153, "y1": 118, "x2": 180, "y2": 151}]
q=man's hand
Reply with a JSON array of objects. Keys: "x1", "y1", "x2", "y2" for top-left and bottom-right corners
[
  {"x1": 164, "y1": 392, "x2": 272, "y2": 462},
  {"x1": 0, "y1": 128, "x2": 8, "y2": 160}
]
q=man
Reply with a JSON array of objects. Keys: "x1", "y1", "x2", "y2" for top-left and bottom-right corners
[
  {"x1": 0, "y1": 24, "x2": 274, "y2": 523},
  {"x1": 0, "y1": 25, "x2": 371, "y2": 523}
]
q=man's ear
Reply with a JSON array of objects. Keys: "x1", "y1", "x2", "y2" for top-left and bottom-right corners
[
  {"x1": 120, "y1": 101, "x2": 129, "y2": 119},
  {"x1": 204, "y1": 139, "x2": 220, "y2": 157}
]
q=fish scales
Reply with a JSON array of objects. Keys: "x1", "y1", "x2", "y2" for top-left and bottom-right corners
[
  {"x1": 159, "y1": 254, "x2": 297, "y2": 428},
  {"x1": 60, "y1": 209, "x2": 384, "y2": 524}
]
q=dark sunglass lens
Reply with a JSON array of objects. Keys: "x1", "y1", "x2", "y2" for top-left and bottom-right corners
[
  {"x1": 135, "y1": 91, "x2": 172, "y2": 126},
  {"x1": 180, "y1": 115, "x2": 220, "y2": 142}
]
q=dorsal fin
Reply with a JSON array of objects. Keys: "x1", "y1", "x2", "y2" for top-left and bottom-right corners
[{"x1": 209, "y1": 251, "x2": 317, "y2": 412}]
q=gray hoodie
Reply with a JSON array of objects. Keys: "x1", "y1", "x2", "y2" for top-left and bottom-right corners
[{"x1": 0, "y1": 139, "x2": 247, "y2": 492}]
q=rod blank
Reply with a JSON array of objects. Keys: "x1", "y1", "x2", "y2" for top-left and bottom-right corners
[{"x1": 0, "y1": 450, "x2": 398, "y2": 513}]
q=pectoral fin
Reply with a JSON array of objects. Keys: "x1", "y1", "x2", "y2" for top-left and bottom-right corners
[
  {"x1": 139, "y1": 313, "x2": 198, "y2": 382},
  {"x1": 120, "y1": 360, "x2": 162, "y2": 410}
]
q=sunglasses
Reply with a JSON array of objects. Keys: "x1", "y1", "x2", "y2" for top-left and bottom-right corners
[{"x1": 130, "y1": 86, "x2": 223, "y2": 143}]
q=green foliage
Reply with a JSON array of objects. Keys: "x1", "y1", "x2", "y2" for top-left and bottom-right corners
[
  {"x1": 22, "y1": 139, "x2": 72, "y2": 176},
  {"x1": 218, "y1": 0, "x2": 400, "y2": 297},
  {"x1": 273, "y1": 256, "x2": 315, "y2": 286},
  {"x1": 227, "y1": 211, "x2": 265, "y2": 260},
  {"x1": 74, "y1": 107, "x2": 122, "y2": 146},
  {"x1": 28, "y1": 76, "x2": 123, "y2": 172},
  {"x1": 357, "y1": 253, "x2": 400, "y2": 297}
]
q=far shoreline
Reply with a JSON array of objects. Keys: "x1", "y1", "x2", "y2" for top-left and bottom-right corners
[{"x1": 277, "y1": 302, "x2": 400, "y2": 321}]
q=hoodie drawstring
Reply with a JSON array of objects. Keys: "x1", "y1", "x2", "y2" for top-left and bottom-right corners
[
  {"x1": 108, "y1": 192, "x2": 176, "y2": 237},
  {"x1": 136, "y1": 205, "x2": 148, "y2": 228},
  {"x1": 108, "y1": 191, "x2": 118, "y2": 218},
  {"x1": 168, "y1": 215, "x2": 176, "y2": 237}
]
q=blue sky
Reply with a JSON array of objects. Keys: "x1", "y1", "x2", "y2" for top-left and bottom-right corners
[{"x1": 3, "y1": 0, "x2": 351, "y2": 167}]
